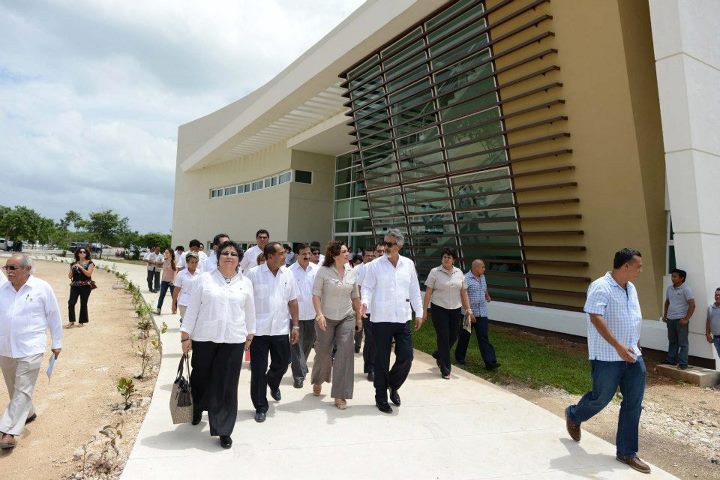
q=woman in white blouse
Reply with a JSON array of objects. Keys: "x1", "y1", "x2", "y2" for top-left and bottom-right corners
[
  {"x1": 421, "y1": 246, "x2": 472, "y2": 379},
  {"x1": 180, "y1": 241, "x2": 255, "y2": 449},
  {"x1": 311, "y1": 241, "x2": 361, "y2": 410}
]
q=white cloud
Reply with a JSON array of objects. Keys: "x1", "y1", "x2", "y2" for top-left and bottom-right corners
[{"x1": 0, "y1": 0, "x2": 363, "y2": 233}]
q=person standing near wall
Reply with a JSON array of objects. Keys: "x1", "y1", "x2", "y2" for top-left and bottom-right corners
[
  {"x1": 172, "y1": 252, "x2": 200, "y2": 321},
  {"x1": 288, "y1": 244, "x2": 318, "y2": 389},
  {"x1": 662, "y1": 268, "x2": 695, "y2": 369},
  {"x1": 565, "y1": 248, "x2": 651, "y2": 475},
  {"x1": 204, "y1": 233, "x2": 230, "y2": 274},
  {"x1": 178, "y1": 239, "x2": 208, "y2": 272},
  {"x1": 240, "y1": 229, "x2": 270, "y2": 273},
  {"x1": 356, "y1": 246, "x2": 376, "y2": 381},
  {"x1": 705, "y1": 288, "x2": 720, "y2": 359}
]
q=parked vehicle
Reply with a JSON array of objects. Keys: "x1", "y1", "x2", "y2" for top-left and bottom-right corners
[{"x1": 0, "y1": 238, "x2": 9, "y2": 251}]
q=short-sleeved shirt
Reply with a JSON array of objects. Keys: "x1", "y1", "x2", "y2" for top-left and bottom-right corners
[
  {"x1": 246, "y1": 264, "x2": 298, "y2": 336},
  {"x1": 174, "y1": 269, "x2": 200, "y2": 307},
  {"x1": 707, "y1": 304, "x2": 720, "y2": 336},
  {"x1": 425, "y1": 266, "x2": 467, "y2": 310},
  {"x1": 583, "y1": 272, "x2": 642, "y2": 362},
  {"x1": 289, "y1": 262, "x2": 319, "y2": 320},
  {"x1": 312, "y1": 264, "x2": 359, "y2": 320},
  {"x1": 666, "y1": 283, "x2": 694, "y2": 319},
  {"x1": 465, "y1": 272, "x2": 489, "y2": 317}
]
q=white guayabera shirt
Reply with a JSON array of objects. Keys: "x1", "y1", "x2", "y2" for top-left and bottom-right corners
[
  {"x1": 239, "y1": 245, "x2": 263, "y2": 273},
  {"x1": 289, "y1": 262, "x2": 319, "y2": 320},
  {"x1": 0, "y1": 276, "x2": 62, "y2": 357},
  {"x1": 180, "y1": 270, "x2": 255, "y2": 343},
  {"x1": 361, "y1": 254, "x2": 422, "y2": 324},
  {"x1": 246, "y1": 264, "x2": 298, "y2": 336},
  {"x1": 178, "y1": 250, "x2": 208, "y2": 271}
]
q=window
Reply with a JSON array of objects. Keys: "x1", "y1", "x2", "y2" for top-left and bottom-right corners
[
  {"x1": 279, "y1": 171, "x2": 292, "y2": 184},
  {"x1": 271, "y1": 176, "x2": 278, "y2": 186},
  {"x1": 252, "y1": 180, "x2": 263, "y2": 191},
  {"x1": 264, "y1": 178, "x2": 272, "y2": 188},
  {"x1": 225, "y1": 186, "x2": 237, "y2": 196},
  {"x1": 294, "y1": 170, "x2": 313, "y2": 184}
]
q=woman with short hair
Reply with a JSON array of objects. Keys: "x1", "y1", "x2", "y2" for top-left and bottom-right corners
[
  {"x1": 66, "y1": 246, "x2": 95, "y2": 328},
  {"x1": 422, "y1": 246, "x2": 472, "y2": 379},
  {"x1": 311, "y1": 240, "x2": 361, "y2": 409},
  {"x1": 180, "y1": 241, "x2": 255, "y2": 449}
]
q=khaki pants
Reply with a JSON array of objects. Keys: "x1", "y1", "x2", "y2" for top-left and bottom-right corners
[
  {"x1": 311, "y1": 315, "x2": 355, "y2": 400},
  {"x1": 0, "y1": 353, "x2": 43, "y2": 436}
]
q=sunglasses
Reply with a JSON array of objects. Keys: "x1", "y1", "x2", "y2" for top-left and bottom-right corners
[
  {"x1": 78, "y1": 250, "x2": 87, "y2": 253},
  {"x1": 383, "y1": 241, "x2": 398, "y2": 248},
  {"x1": 2, "y1": 265, "x2": 23, "y2": 271},
  {"x1": 220, "y1": 251, "x2": 239, "y2": 257}
]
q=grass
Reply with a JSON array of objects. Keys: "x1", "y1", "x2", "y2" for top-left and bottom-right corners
[{"x1": 412, "y1": 321, "x2": 592, "y2": 395}]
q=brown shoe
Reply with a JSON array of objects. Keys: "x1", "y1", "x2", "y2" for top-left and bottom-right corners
[
  {"x1": 616, "y1": 455, "x2": 651, "y2": 474},
  {"x1": 25, "y1": 413, "x2": 37, "y2": 424},
  {"x1": 334, "y1": 399, "x2": 347, "y2": 410},
  {"x1": 565, "y1": 407, "x2": 581, "y2": 442},
  {"x1": 312, "y1": 384, "x2": 321, "y2": 396}
]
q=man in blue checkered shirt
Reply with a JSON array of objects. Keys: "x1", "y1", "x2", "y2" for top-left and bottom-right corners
[{"x1": 565, "y1": 248, "x2": 651, "y2": 475}]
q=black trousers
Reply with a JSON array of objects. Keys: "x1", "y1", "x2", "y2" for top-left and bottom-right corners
[
  {"x1": 362, "y1": 315, "x2": 375, "y2": 374},
  {"x1": 456, "y1": 316, "x2": 498, "y2": 367},
  {"x1": 146, "y1": 270, "x2": 154, "y2": 291},
  {"x1": 250, "y1": 335, "x2": 290, "y2": 413},
  {"x1": 372, "y1": 321, "x2": 413, "y2": 403},
  {"x1": 190, "y1": 341, "x2": 245, "y2": 437},
  {"x1": 431, "y1": 304, "x2": 462, "y2": 376},
  {"x1": 68, "y1": 285, "x2": 92, "y2": 324}
]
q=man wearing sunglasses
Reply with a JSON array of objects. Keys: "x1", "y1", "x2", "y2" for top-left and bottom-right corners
[
  {"x1": 360, "y1": 229, "x2": 423, "y2": 414},
  {"x1": 0, "y1": 254, "x2": 62, "y2": 449}
]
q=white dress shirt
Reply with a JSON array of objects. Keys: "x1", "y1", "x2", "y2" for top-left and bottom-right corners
[
  {"x1": 174, "y1": 269, "x2": 200, "y2": 307},
  {"x1": 361, "y1": 254, "x2": 422, "y2": 324},
  {"x1": 180, "y1": 270, "x2": 255, "y2": 343},
  {"x1": 203, "y1": 251, "x2": 218, "y2": 273},
  {"x1": 356, "y1": 261, "x2": 373, "y2": 314},
  {"x1": 0, "y1": 271, "x2": 6, "y2": 287},
  {"x1": 246, "y1": 264, "x2": 298, "y2": 336},
  {"x1": 289, "y1": 262, "x2": 319, "y2": 320},
  {"x1": 0, "y1": 276, "x2": 62, "y2": 358},
  {"x1": 178, "y1": 250, "x2": 208, "y2": 271},
  {"x1": 143, "y1": 252, "x2": 155, "y2": 271},
  {"x1": 240, "y1": 245, "x2": 263, "y2": 273}
]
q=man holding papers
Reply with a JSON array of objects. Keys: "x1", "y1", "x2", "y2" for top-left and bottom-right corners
[{"x1": 0, "y1": 254, "x2": 62, "y2": 449}]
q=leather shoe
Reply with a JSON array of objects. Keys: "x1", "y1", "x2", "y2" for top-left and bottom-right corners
[
  {"x1": 456, "y1": 358, "x2": 467, "y2": 366},
  {"x1": 25, "y1": 413, "x2": 37, "y2": 424},
  {"x1": 565, "y1": 407, "x2": 581, "y2": 442},
  {"x1": 376, "y1": 401, "x2": 392, "y2": 414},
  {"x1": 270, "y1": 387, "x2": 281, "y2": 401},
  {"x1": 220, "y1": 436, "x2": 232, "y2": 449},
  {"x1": 389, "y1": 388, "x2": 401, "y2": 406},
  {"x1": 0, "y1": 434, "x2": 16, "y2": 449},
  {"x1": 191, "y1": 412, "x2": 202, "y2": 426},
  {"x1": 616, "y1": 455, "x2": 651, "y2": 474},
  {"x1": 293, "y1": 378, "x2": 303, "y2": 389},
  {"x1": 486, "y1": 362, "x2": 501, "y2": 371},
  {"x1": 354, "y1": 345, "x2": 361, "y2": 354},
  {"x1": 254, "y1": 411, "x2": 266, "y2": 423},
  {"x1": 367, "y1": 371, "x2": 374, "y2": 382}
]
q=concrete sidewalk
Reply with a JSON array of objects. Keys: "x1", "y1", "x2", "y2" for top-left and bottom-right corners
[{"x1": 29, "y1": 257, "x2": 674, "y2": 479}]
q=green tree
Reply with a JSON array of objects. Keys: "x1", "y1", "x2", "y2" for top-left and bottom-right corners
[
  {"x1": 0, "y1": 206, "x2": 51, "y2": 242},
  {"x1": 86, "y1": 209, "x2": 130, "y2": 245},
  {"x1": 59, "y1": 210, "x2": 85, "y2": 230}
]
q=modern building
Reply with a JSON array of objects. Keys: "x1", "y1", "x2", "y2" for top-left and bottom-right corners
[{"x1": 172, "y1": 0, "x2": 720, "y2": 363}]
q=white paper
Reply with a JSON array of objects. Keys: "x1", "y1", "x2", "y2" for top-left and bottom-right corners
[{"x1": 46, "y1": 355, "x2": 56, "y2": 380}]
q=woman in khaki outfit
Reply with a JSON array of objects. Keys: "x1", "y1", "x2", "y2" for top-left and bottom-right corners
[{"x1": 311, "y1": 241, "x2": 361, "y2": 409}]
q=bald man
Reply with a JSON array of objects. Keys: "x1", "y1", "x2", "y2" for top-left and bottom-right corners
[{"x1": 455, "y1": 259, "x2": 499, "y2": 370}]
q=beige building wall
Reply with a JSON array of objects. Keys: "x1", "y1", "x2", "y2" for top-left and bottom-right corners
[
  {"x1": 486, "y1": 0, "x2": 666, "y2": 317},
  {"x1": 288, "y1": 150, "x2": 335, "y2": 243}
]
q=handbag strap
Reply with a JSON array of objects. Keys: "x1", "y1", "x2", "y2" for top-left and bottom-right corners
[{"x1": 175, "y1": 354, "x2": 188, "y2": 381}]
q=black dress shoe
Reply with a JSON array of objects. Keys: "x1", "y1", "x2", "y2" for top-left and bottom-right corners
[
  {"x1": 389, "y1": 388, "x2": 401, "y2": 406},
  {"x1": 367, "y1": 371, "x2": 374, "y2": 382},
  {"x1": 376, "y1": 401, "x2": 392, "y2": 414},
  {"x1": 354, "y1": 345, "x2": 361, "y2": 354},
  {"x1": 192, "y1": 412, "x2": 202, "y2": 425},
  {"x1": 431, "y1": 350, "x2": 439, "y2": 359},
  {"x1": 220, "y1": 436, "x2": 232, "y2": 449},
  {"x1": 254, "y1": 411, "x2": 266, "y2": 423},
  {"x1": 293, "y1": 378, "x2": 303, "y2": 389},
  {"x1": 486, "y1": 362, "x2": 501, "y2": 371},
  {"x1": 25, "y1": 413, "x2": 37, "y2": 424},
  {"x1": 270, "y1": 387, "x2": 281, "y2": 401},
  {"x1": 456, "y1": 358, "x2": 467, "y2": 366}
]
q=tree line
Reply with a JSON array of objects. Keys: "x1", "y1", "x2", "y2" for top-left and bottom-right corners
[{"x1": 0, "y1": 205, "x2": 171, "y2": 251}]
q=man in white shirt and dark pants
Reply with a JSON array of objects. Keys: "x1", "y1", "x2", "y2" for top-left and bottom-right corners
[
  {"x1": 356, "y1": 246, "x2": 376, "y2": 381},
  {"x1": 178, "y1": 239, "x2": 208, "y2": 272},
  {"x1": 361, "y1": 229, "x2": 423, "y2": 414},
  {"x1": 288, "y1": 243, "x2": 319, "y2": 388},
  {"x1": 240, "y1": 229, "x2": 270, "y2": 273},
  {"x1": 0, "y1": 254, "x2": 62, "y2": 449},
  {"x1": 246, "y1": 242, "x2": 300, "y2": 423},
  {"x1": 203, "y1": 233, "x2": 230, "y2": 273}
]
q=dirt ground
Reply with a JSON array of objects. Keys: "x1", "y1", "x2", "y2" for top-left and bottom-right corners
[
  {"x1": 0, "y1": 259, "x2": 159, "y2": 480},
  {"x1": 500, "y1": 329, "x2": 720, "y2": 480}
]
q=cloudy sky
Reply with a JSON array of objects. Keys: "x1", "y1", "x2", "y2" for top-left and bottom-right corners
[{"x1": 0, "y1": 0, "x2": 363, "y2": 234}]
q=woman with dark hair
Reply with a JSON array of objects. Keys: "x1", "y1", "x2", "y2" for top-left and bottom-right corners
[
  {"x1": 156, "y1": 248, "x2": 177, "y2": 314},
  {"x1": 180, "y1": 240, "x2": 255, "y2": 449},
  {"x1": 421, "y1": 246, "x2": 472, "y2": 379},
  {"x1": 66, "y1": 246, "x2": 95, "y2": 328},
  {"x1": 311, "y1": 240, "x2": 361, "y2": 409}
]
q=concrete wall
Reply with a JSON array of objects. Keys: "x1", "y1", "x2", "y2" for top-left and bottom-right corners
[
  {"x1": 649, "y1": 0, "x2": 720, "y2": 366},
  {"x1": 287, "y1": 150, "x2": 335, "y2": 243}
]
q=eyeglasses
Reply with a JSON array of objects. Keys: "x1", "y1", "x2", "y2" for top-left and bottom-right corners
[
  {"x1": 220, "y1": 251, "x2": 239, "y2": 257},
  {"x1": 78, "y1": 250, "x2": 87, "y2": 254},
  {"x1": 2, "y1": 265, "x2": 23, "y2": 271},
  {"x1": 383, "y1": 241, "x2": 398, "y2": 248}
]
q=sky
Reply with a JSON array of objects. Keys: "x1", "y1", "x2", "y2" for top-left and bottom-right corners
[{"x1": 0, "y1": 0, "x2": 364, "y2": 234}]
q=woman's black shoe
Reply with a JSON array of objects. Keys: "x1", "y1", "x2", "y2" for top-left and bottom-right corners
[
  {"x1": 220, "y1": 436, "x2": 232, "y2": 449},
  {"x1": 192, "y1": 412, "x2": 202, "y2": 425}
]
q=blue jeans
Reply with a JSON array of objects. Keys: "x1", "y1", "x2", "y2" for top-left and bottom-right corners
[
  {"x1": 713, "y1": 336, "x2": 720, "y2": 358},
  {"x1": 156, "y1": 281, "x2": 174, "y2": 310},
  {"x1": 665, "y1": 318, "x2": 689, "y2": 366},
  {"x1": 567, "y1": 357, "x2": 646, "y2": 457}
]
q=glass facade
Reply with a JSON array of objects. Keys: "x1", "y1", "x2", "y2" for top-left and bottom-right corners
[{"x1": 336, "y1": 0, "x2": 528, "y2": 301}]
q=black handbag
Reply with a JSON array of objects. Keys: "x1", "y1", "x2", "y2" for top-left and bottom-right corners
[{"x1": 169, "y1": 354, "x2": 193, "y2": 424}]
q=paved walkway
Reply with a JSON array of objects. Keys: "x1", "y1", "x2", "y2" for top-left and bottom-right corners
[{"x1": 29, "y1": 256, "x2": 675, "y2": 479}]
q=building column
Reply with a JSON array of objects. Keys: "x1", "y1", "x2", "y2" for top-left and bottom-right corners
[{"x1": 649, "y1": 0, "x2": 720, "y2": 367}]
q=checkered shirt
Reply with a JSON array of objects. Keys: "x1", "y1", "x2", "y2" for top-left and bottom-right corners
[
  {"x1": 584, "y1": 272, "x2": 643, "y2": 361},
  {"x1": 464, "y1": 271, "x2": 488, "y2": 317}
]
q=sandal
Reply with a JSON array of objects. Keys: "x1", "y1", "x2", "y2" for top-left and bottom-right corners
[
  {"x1": 63, "y1": 323, "x2": 75, "y2": 329},
  {"x1": 334, "y1": 399, "x2": 347, "y2": 410},
  {"x1": 312, "y1": 384, "x2": 321, "y2": 396}
]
